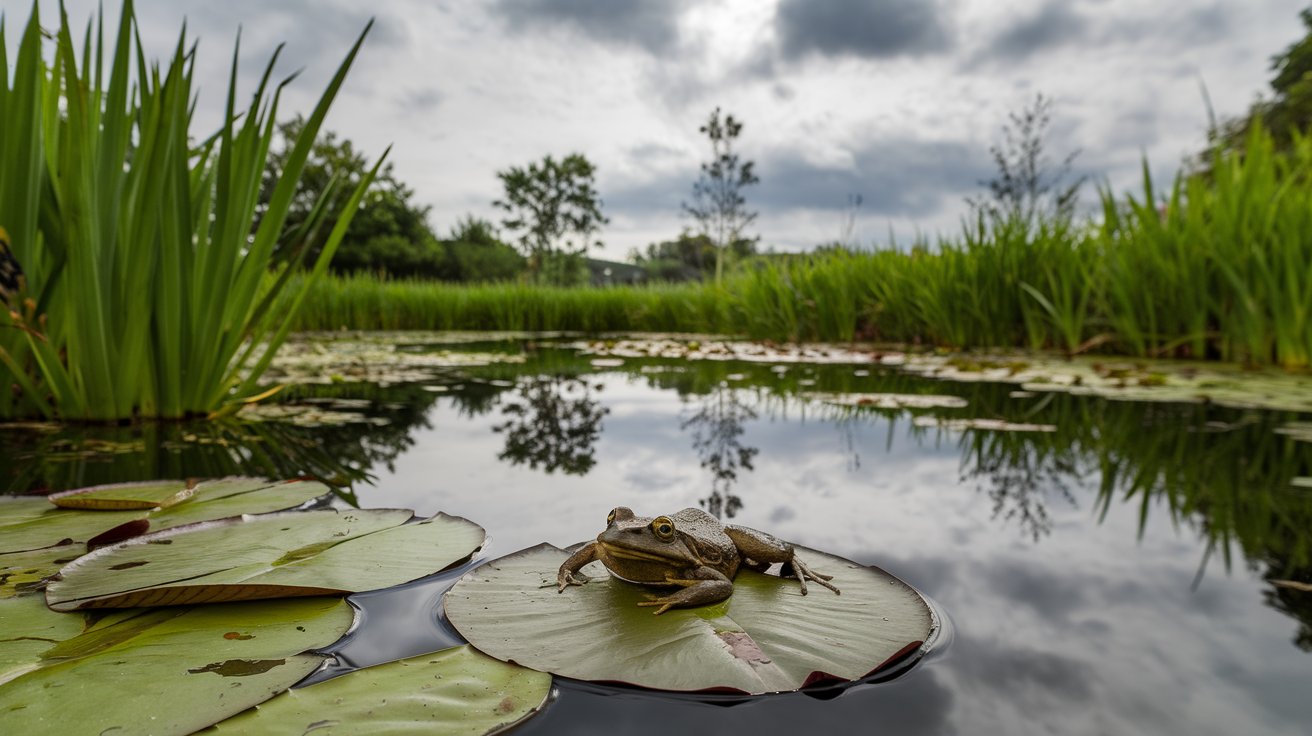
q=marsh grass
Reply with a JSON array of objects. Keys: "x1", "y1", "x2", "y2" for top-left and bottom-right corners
[
  {"x1": 293, "y1": 124, "x2": 1312, "y2": 369},
  {"x1": 0, "y1": 1, "x2": 379, "y2": 420}
]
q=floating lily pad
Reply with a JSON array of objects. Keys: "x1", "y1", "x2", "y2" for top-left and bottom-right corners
[
  {"x1": 46, "y1": 509, "x2": 486, "y2": 610},
  {"x1": 0, "y1": 594, "x2": 87, "y2": 685},
  {"x1": 808, "y1": 392, "x2": 969, "y2": 410},
  {"x1": 0, "y1": 477, "x2": 331, "y2": 554},
  {"x1": 0, "y1": 597, "x2": 353, "y2": 735},
  {"x1": 913, "y1": 417, "x2": 1057, "y2": 433},
  {"x1": 213, "y1": 645, "x2": 552, "y2": 734},
  {"x1": 1276, "y1": 423, "x2": 1312, "y2": 443},
  {"x1": 48, "y1": 480, "x2": 194, "y2": 510},
  {"x1": 444, "y1": 544, "x2": 935, "y2": 694},
  {"x1": 0, "y1": 544, "x2": 84, "y2": 598}
]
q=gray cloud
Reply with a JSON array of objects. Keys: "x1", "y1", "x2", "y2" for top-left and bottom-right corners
[
  {"x1": 775, "y1": 0, "x2": 955, "y2": 61},
  {"x1": 490, "y1": 0, "x2": 688, "y2": 55},
  {"x1": 985, "y1": 0, "x2": 1087, "y2": 62},
  {"x1": 974, "y1": 2, "x2": 1237, "y2": 64},
  {"x1": 607, "y1": 136, "x2": 992, "y2": 227},
  {"x1": 754, "y1": 139, "x2": 992, "y2": 217}
]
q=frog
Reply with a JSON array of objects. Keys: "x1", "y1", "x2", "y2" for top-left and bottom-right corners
[{"x1": 556, "y1": 506, "x2": 840, "y2": 614}]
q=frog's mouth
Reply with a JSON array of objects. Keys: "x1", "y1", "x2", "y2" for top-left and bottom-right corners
[{"x1": 598, "y1": 541, "x2": 684, "y2": 564}]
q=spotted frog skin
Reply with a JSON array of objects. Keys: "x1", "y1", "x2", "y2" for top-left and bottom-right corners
[{"x1": 556, "y1": 507, "x2": 840, "y2": 614}]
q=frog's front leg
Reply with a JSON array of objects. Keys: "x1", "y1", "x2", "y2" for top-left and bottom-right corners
[
  {"x1": 636, "y1": 566, "x2": 733, "y2": 615},
  {"x1": 557, "y1": 542, "x2": 599, "y2": 592},
  {"x1": 724, "y1": 525, "x2": 841, "y2": 596}
]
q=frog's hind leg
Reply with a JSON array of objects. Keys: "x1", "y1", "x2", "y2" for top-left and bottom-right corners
[
  {"x1": 636, "y1": 567, "x2": 733, "y2": 615},
  {"x1": 724, "y1": 525, "x2": 841, "y2": 597}
]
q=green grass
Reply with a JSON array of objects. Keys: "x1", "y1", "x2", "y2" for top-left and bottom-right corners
[
  {"x1": 0, "y1": 1, "x2": 378, "y2": 420},
  {"x1": 293, "y1": 123, "x2": 1312, "y2": 369}
]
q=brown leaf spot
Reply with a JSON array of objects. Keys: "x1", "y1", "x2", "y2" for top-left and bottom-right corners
[
  {"x1": 223, "y1": 632, "x2": 254, "y2": 640},
  {"x1": 718, "y1": 631, "x2": 771, "y2": 665},
  {"x1": 188, "y1": 658, "x2": 286, "y2": 677},
  {"x1": 496, "y1": 696, "x2": 517, "y2": 714},
  {"x1": 108, "y1": 561, "x2": 149, "y2": 571}
]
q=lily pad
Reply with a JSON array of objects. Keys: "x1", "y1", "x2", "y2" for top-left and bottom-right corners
[
  {"x1": 0, "y1": 594, "x2": 87, "y2": 685},
  {"x1": 912, "y1": 416, "x2": 1057, "y2": 433},
  {"x1": 0, "y1": 477, "x2": 331, "y2": 554},
  {"x1": 46, "y1": 509, "x2": 486, "y2": 610},
  {"x1": 0, "y1": 597, "x2": 353, "y2": 735},
  {"x1": 807, "y1": 392, "x2": 969, "y2": 410},
  {"x1": 213, "y1": 645, "x2": 552, "y2": 734},
  {"x1": 48, "y1": 480, "x2": 194, "y2": 510},
  {"x1": 0, "y1": 544, "x2": 84, "y2": 598},
  {"x1": 444, "y1": 544, "x2": 935, "y2": 694}
]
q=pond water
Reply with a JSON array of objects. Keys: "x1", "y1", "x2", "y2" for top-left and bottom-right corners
[{"x1": 3, "y1": 334, "x2": 1310, "y2": 735}]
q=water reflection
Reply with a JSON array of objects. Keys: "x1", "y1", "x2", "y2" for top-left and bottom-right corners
[
  {"x1": 3, "y1": 335, "x2": 1311, "y2": 732},
  {"x1": 494, "y1": 375, "x2": 608, "y2": 475},
  {"x1": 680, "y1": 384, "x2": 757, "y2": 519}
]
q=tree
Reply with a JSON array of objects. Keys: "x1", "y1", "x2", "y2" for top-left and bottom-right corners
[
  {"x1": 684, "y1": 108, "x2": 759, "y2": 284},
  {"x1": 968, "y1": 93, "x2": 1085, "y2": 230},
  {"x1": 442, "y1": 215, "x2": 525, "y2": 283},
  {"x1": 1210, "y1": 8, "x2": 1312, "y2": 156},
  {"x1": 493, "y1": 154, "x2": 607, "y2": 284},
  {"x1": 258, "y1": 116, "x2": 443, "y2": 276}
]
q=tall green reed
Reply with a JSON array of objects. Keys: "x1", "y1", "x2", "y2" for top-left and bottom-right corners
[{"x1": 0, "y1": 1, "x2": 380, "y2": 420}]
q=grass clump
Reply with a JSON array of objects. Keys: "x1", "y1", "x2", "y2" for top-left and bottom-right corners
[{"x1": 0, "y1": 1, "x2": 380, "y2": 420}]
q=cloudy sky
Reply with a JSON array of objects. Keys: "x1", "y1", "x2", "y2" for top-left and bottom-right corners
[{"x1": 8, "y1": 0, "x2": 1309, "y2": 259}]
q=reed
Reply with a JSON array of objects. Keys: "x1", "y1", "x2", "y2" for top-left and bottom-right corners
[{"x1": 0, "y1": 1, "x2": 379, "y2": 420}]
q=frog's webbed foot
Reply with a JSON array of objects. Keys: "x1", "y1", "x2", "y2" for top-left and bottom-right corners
[
  {"x1": 556, "y1": 542, "x2": 599, "y2": 593},
  {"x1": 556, "y1": 569, "x2": 589, "y2": 592},
  {"x1": 781, "y1": 557, "x2": 841, "y2": 596}
]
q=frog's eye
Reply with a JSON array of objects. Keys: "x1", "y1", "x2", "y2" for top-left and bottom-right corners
[
  {"x1": 651, "y1": 516, "x2": 675, "y2": 541},
  {"x1": 606, "y1": 509, "x2": 617, "y2": 526}
]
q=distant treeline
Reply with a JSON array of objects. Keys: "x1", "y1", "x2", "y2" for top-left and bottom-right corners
[{"x1": 291, "y1": 125, "x2": 1312, "y2": 369}]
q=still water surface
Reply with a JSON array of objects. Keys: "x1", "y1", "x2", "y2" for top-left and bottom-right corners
[{"x1": 3, "y1": 335, "x2": 1309, "y2": 735}]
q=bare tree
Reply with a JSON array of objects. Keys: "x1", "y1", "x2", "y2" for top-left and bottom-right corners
[{"x1": 684, "y1": 108, "x2": 759, "y2": 284}]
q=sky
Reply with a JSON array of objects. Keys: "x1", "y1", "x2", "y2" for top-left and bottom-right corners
[{"x1": 6, "y1": 0, "x2": 1310, "y2": 260}]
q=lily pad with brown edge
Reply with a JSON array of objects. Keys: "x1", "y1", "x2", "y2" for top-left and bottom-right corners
[
  {"x1": 45, "y1": 509, "x2": 486, "y2": 611},
  {"x1": 0, "y1": 477, "x2": 332, "y2": 554},
  {"x1": 212, "y1": 645, "x2": 553, "y2": 735},
  {"x1": 443, "y1": 543, "x2": 937, "y2": 695},
  {"x1": 48, "y1": 479, "x2": 195, "y2": 510},
  {"x1": 0, "y1": 597, "x2": 354, "y2": 735}
]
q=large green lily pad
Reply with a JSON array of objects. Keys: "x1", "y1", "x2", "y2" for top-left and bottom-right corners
[
  {"x1": 46, "y1": 509, "x2": 486, "y2": 610},
  {"x1": 444, "y1": 544, "x2": 935, "y2": 694},
  {"x1": 0, "y1": 597, "x2": 354, "y2": 735},
  {"x1": 0, "y1": 477, "x2": 332, "y2": 554},
  {"x1": 213, "y1": 645, "x2": 552, "y2": 734},
  {"x1": 48, "y1": 480, "x2": 194, "y2": 510}
]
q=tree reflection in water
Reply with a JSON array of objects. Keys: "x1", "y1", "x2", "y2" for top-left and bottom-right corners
[
  {"x1": 681, "y1": 384, "x2": 758, "y2": 519},
  {"x1": 494, "y1": 376, "x2": 608, "y2": 475}
]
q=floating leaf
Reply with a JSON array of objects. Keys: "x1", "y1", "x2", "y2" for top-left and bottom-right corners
[
  {"x1": 444, "y1": 544, "x2": 935, "y2": 694},
  {"x1": 0, "y1": 598, "x2": 353, "y2": 734},
  {"x1": 808, "y1": 392, "x2": 969, "y2": 410},
  {"x1": 48, "y1": 480, "x2": 195, "y2": 510},
  {"x1": 912, "y1": 417, "x2": 1057, "y2": 433},
  {"x1": 0, "y1": 594, "x2": 87, "y2": 685},
  {"x1": 0, "y1": 477, "x2": 330, "y2": 554},
  {"x1": 213, "y1": 645, "x2": 552, "y2": 734},
  {"x1": 47, "y1": 509, "x2": 486, "y2": 610},
  {"x1": 0, "y1": 544, "x2": 84, "y2": 598}
]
